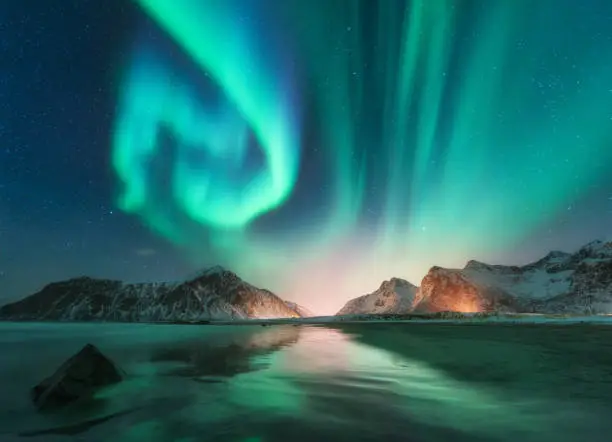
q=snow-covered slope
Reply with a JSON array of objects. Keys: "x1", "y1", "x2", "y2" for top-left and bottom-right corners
[
  {"x1": 415, "y1": 240, "x2": 612, "y2": 314},
  {"x1": 336, "y1": 278, "x2": 418, "y2": 315},
  {"x1": 0, "y1": 266, "x2": 302, "y2": 321},
  {"x1": 336, "y1": 240, "x2": 612, "y2": 316}
]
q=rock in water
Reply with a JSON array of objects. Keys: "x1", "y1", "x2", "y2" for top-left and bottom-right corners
[{"x1": 31, "y1": 344, "x2": 123, "y2": 410}]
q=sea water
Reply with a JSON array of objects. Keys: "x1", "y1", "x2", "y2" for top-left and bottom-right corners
[{"x1": 0, "y1": 322, "x2": 611, "y2": 442}]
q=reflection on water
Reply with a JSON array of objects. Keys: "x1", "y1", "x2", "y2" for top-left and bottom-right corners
[
  {"x1": 150, "y1": 326, "x2": 301, "y2": 378},
  {"x1": 1, "y1": 322, "x2": 612, "y2": 441}
]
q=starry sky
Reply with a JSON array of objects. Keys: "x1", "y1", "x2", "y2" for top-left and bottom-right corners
[{"x1": 1, "y1": 0, "x2": 612, "y2": 314}]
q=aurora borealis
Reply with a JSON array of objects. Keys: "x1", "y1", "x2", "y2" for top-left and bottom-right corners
[
  {"x1": 2, "y1": 0, "x2": 612, "y2": 313},
  {"x1": 114, "y1": 0, "x2": 301, "y2": 232}
]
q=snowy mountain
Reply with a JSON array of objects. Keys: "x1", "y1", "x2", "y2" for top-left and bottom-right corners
[
  {"x1": 417, "y1": 240, "x2": 612, "y2": 314},
  {"x1": 337, "y1": 240, "x2": 612, "y2": 315},
  {"x1": 414, "y1": 263, "x2": 530, "y2": 313},
  {"x1": 0, "y1": 266, "x2": 302, "y2": 321},
  {"x1": 336, "y1": 278, "x2": 419, "y2": 315}
]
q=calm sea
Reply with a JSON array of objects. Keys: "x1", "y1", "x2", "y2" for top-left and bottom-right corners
[{"x1": 1, "y1": 321, "x2": 611, "y2": 441}]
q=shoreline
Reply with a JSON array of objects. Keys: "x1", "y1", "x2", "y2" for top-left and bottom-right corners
[{"x1": 2, "y1": 312, "x2": 612, "y2": 326}]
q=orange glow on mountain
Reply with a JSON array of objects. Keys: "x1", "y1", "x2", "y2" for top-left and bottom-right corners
[{"x1": 453, "y1": 298, "x2": 483, "y2": 313}]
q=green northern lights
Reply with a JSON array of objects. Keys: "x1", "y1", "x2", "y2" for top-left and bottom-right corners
[
  {"x1": 113, "y1": 0, "x2": 300, "y2": 231},
  {"x1": 112, "y1": 0, "x2": 612, "y2": 313}
]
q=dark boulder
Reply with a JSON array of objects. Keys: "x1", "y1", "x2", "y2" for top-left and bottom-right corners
[{"x1": 31, "y1": 343, "x2": 123, "y2": 411}]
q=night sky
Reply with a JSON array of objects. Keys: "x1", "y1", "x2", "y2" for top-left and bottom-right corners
[{"x1": 1, "y1": 0, "x2": 612, "y2": 314}]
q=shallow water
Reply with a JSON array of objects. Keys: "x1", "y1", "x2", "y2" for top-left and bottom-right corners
[{"x1": 1, "y1": 322, "x2": 612, "y2": 441}]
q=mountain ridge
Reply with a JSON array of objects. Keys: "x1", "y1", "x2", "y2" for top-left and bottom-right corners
[
  {"x1": 3, "y1": 239, "x2": 612, "y2": 320},
  {"x1": 337, "y1": 240, "x2": 612, "y2": 315},
  {"x1": 0, "y1": 267, "x2": 303, "y2": 321}
]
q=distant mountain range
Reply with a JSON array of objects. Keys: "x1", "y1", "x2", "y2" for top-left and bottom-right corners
[
  {"x1": 337, "y1": 240, "x2": 612, "y2": 316},
  {"x1": 3, "y1": 240, "x2": 612, "y2": 322},
  {"x1": 0, "y1": 266, "x2": 309, "y2": 322}
]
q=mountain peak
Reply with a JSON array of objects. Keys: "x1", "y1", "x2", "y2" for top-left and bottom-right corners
[
  {"x1": 581, "y1": 239, "x2": 604, "y2": 249},
  {"x1": 184, "y1": 266, "x2": 238, "y2": 284},
  {"x1": 578, "y1": 239, "x2": 612, "y2": 252},
  {"x1": 464, "y1": 260, "x2": 491, "y2": 271},
  {"x1": 336, "y1": 277, "x2": 419, "y2": 315},
  {"x1": 545, "y1": 250, "x2": 570, "y2": 259},
  {"x1": 196, "y1": 265, "x2": 231, "y2": 276},
  {"x1": 575, "y1": 239, "x2": 612, "y2": 259},
  {"x1": 382, "y1": 277, "x2": 417, "y2": 289}
]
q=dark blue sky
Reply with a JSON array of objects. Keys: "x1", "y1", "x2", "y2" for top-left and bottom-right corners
[{"x1": 0, "y1": 1, "x2": 193, "y2": 301}]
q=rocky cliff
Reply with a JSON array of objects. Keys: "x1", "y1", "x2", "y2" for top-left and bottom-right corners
[
  {"x1": 0, "y1": 266, "x2": 301, "y2": 321},
  {"x1": 413, "y1": 264, "x2": 524, "y2": 313}
]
